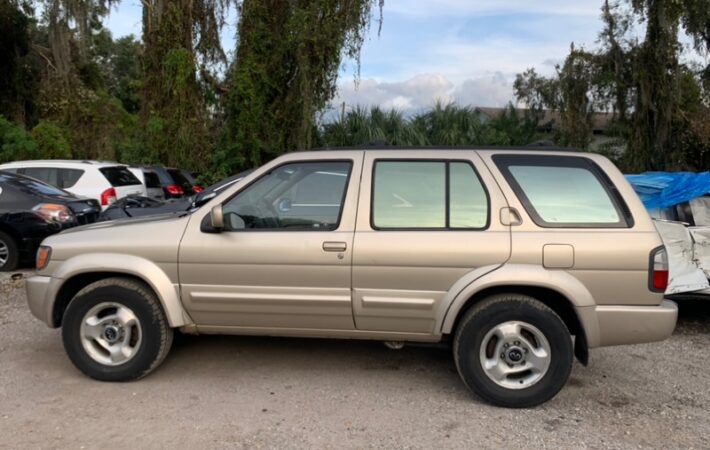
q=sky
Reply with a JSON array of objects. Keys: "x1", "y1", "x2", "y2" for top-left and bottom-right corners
[{"x1": 105, "y1": 1, "x2": 621, "y2": 114}]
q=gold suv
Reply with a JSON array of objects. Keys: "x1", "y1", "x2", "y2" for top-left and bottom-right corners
[{"x1": 26, "y1": 148, "x2": 678, "y2": 407}]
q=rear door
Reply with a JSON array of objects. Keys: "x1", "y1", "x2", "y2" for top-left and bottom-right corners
[{"x1": 352, "y1": 150, "x2": 511, "y2": 334}]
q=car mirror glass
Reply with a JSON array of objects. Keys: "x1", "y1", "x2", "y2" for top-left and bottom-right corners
[
  {"x1": 225, "y1": 212, "x2": 245, "y2": 230},
  {"x1": 277, "y1": 198, "x2": 292, "y2": 212}
]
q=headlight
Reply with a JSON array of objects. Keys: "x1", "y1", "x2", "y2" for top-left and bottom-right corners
[
  {"x1": 32, "y1": 203, "x2": 75, "y2": 224},
  {"x1": 36, "y1": 246, "x2": 51, "y2": 270}
]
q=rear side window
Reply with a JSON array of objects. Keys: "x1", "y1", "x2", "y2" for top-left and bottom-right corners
[
  {"x1": 99, "y1": 166, "x2": 141, "y2": 186},
  {"x1": 143, "y1": 171, "x2": 161, "y2": 188},
  {"x1": 167, "y1": 169, "x2": 192, "y2": 187},
  {"x1": 493, "y1": 155, "x2": 631, "y2": 228},
  {"x1": 58, "y1": 169, "x2": 83, "y2": 188},
  {"x1": 372, "y1": 160, "x2": 489, "y2": 229}
]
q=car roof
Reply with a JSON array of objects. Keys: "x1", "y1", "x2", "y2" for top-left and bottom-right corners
[{"x1": 0, "y1": 160, "x2": 127, "y2": 168}]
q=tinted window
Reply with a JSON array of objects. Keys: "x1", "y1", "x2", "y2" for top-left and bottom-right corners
[
  {"x1": 167, "y1": 169, "x2": 192, "y2": 187},
  {"x1": 223, "y1": 161, "x2": 351, "y2": 230},
  {"x1": 494, "y1": 155, "x2": 628, "y2": 227},
  {"x1": 372, "y1": 161, "x2": 489, "y2": 229},
  {"x1": 58, "y1": 168, "x2": 84, "y2": 188},
  {"x1": 143, "y1": 171, "x2": 161, "y2": 188},
  {"x1": 99, "y1": 166, "x2": 141, "y2": 186},
  {"x1": 23, "y1": 167, "x2": 58, "y2": 185},
  {"x1": 4, "y1": 173, "x2": 68, "y2": 196}
]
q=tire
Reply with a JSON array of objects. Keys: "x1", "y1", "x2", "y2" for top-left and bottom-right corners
[
  {"x1": 0, "y1": 231, "x2": 19, "y2": 272},
  {"x1": 453, "y1": 294, "x2": 573, "y2": 408},
  {"x1": 61, "y1": 277, "x2": 173, "y2": 381}
]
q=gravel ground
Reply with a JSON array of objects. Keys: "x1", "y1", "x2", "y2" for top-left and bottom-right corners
[{"x1": 1, "y1": 270, "x2": 709, "y2": 450}]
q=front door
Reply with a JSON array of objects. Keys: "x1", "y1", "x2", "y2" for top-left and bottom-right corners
[{"x1": 179, "y1": 153, "x2": 363, "y2": 331}]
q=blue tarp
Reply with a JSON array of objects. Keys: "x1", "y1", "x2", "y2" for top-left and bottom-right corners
[{"x1": 625, "y1": 172, "x2": 710, "y2": 209}]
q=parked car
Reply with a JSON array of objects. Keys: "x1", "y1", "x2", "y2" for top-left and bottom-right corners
[
  {"x1": 0, "y1": 170, "x2": 100, "y2": 271},
  {"x1": 98, "y1": 170, "x2": 253, "y2": 220},
  {"x1": 0, "y1": 160, "x2": 146, "y2": 209},
  {"x1": 146, "y1": 165, "x2": 199, "y2": 199},
  {"x1": 25, "y1": 148, "x2": 677, "y2": 408},
  {"x1": 180, "y1": 170, "x2": 204, "y2": 193},
  {"x1": 128, "y1": 167, "x2": 165, "y2": 201}
]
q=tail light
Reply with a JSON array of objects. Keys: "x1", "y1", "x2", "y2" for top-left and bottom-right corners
[
  {"x1": 192, "y1": 185, "x2": 204, "y2": 193},
  {"x1": 166, "y1": 184, "x2": 184, "y2": 196},
  {"x1": 101, "y1": 187, "x2": 117, "y2": 206},
  {"x1": 650, "y1": 246, "x2": 669, "y2": 292},
  {"x1": 32, "y1": 203, "x2": 75, "y2": 223}
]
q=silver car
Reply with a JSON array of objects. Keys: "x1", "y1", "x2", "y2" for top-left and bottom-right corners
[{"x1": 26, "y1": 148, "x2": 677, "y2": 407}]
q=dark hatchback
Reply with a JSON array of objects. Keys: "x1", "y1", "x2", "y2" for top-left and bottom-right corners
[
  {"x1": 0, "y1": 171, "x2": 100, "y2": 271},
  {"x1": 147, "y1": 165, "x2": 202, "y2": 199}
]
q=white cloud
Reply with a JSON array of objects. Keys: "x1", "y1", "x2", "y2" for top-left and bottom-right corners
[{"x1": 333, "y1": 72, "x2": 515, "y2": 115}]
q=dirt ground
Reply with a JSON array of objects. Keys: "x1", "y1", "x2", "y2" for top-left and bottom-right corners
[{"x1": 1, "y1": 270, "x2": 709, "y2": 450}]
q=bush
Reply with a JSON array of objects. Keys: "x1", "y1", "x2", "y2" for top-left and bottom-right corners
[
  {"x1": 31, "y1": 122, "x2": 72, "y2": 159},
  {"x1": 0, "y1": 115, "x2": 39, "y2": 163}
]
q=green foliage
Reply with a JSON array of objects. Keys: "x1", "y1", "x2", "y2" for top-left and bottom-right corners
[
  {"x1": 31, "y1": 121, "x2": 71, "y2": 158},
  {"x1": 320, "y1": 102, "x2": 541, "y2": 148},
  {"x1": 0, "y1": 0, "x2": 40, "y2": 126},
  {"x1": 0, "y1": 115, "x2": 40, "y2": 162},
  {"x1": 221, "y1": 0, "x2": 384, "y2": 173},
  {"x1": 515, "y1": 0, "x2": 710, "y2": 171}
]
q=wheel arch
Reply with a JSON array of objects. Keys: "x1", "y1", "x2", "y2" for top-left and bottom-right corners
[
  {"x1": 439, "y1": 265, "x2": 600, "y2": 365},
  {"x1": 50, "y1": 254, "x2": 192, "y2": 328}
]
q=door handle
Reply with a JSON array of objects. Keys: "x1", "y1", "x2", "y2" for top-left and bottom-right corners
[{"x1": 322, "y1": 241, "x2": 347, "y2": 252}]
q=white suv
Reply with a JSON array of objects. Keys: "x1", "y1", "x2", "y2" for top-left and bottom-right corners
[{"x1": 0, "y1": 160, "x2": 147, "y2": 209}]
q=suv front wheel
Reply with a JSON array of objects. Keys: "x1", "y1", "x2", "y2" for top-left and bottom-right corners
[
  {"x1": 61, "y1": 277, "x2": 173, "y2": 381},
  {"x1": 453, "y1": 294, "x2": 573, "y2": 408}
]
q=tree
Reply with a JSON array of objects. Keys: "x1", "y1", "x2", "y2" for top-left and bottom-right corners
[
  {"x1": 0, "y1": 0, "x2": 40, "y2": 126},
  {"x1": 220, "y1": 0, "x2": 384, "y2": 174},
  {"x1": 626, "y1": 0, "x2": 710, "y2": 171},
  {"x1": 140, "y1": 0, "x2": 232, "y2": 170}
]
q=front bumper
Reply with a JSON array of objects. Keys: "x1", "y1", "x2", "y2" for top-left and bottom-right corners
[
  {"x1": 26, "y1": 275, "x2": 57, "y2": 327},
  {"x1": 580, "y1": 300, "x2": 678, "y2": 348}
]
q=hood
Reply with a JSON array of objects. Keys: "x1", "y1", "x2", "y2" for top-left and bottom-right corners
[{"x1": 59, "y1": 211, "x2": 190, "y2": 234}]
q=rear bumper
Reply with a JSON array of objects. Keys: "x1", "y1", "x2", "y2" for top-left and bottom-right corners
[
  {"x1": 26, "y1": 275, "x2": 57, "y2": 327},
  {"x1": 579, "y1": 300, "x2": 678, "y2": 348}
]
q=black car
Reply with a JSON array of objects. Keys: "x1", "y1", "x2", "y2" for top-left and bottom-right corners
[
  {"x1": 144, "y1": 165, "x2": 200, "y2": 199},
  {"x1": 0, "y1": 170, "x2": 101, "y2": 270}
]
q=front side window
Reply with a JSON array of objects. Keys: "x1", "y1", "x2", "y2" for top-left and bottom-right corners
[
  {"x1": 372, "y1": 160, "x2": 489, "y2": 229},
  {"x1": 494, "y1": 155, "x2": 630, "y2": 227},
  {"x1": 222, "y1": 161, "x2": 351, "y2": 231}
]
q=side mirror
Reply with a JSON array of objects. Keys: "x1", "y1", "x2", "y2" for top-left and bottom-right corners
[
  {"x1": 201, "y1": 205, "x2": 224, "y2": 233},
  {"x1": 210, "y1": 204, "x2": 224, "y2": 229}
]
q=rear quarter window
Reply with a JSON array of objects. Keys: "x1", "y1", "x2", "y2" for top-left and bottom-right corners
[
  {"x1": 143, "y1": 171, "x2": 162, "y2": 188},
  {"x1": 99, "y1": 167, "x2": 141, "y2": 186},
  {"x1": 493, "y1": 154, "x2": 632, "y2": 228}
]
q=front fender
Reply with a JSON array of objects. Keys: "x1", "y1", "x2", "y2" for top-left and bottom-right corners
[
  {"x1": 51, "y1": 253, "x2": 192, "y2": 327},
  {"x1": 437, "y1": 264, "x2": 600, "y2": 346}
]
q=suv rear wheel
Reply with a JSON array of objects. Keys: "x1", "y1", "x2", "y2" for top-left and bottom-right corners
[
  {"x1": 61, "y1": 277, "x2": 173, "y2": 381},
  {"x1": 453, "y1": 294, "x2": 573, "y2": 408}
]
